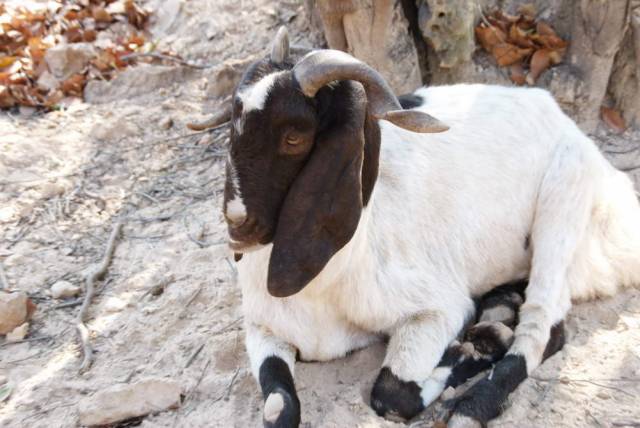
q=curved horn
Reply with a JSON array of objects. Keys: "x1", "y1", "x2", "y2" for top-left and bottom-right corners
[
  {"x1": 186, "y1": 101, "x2": 232, "y2": 131},
  {"x1": 270, "y1": 26, "x2": 290, "y2": 65},
  {"x1": 293, "y1": 50, "x2": 449, "y2": 133}
]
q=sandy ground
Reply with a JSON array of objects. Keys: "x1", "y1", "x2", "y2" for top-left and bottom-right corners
[{"x1": 1, "y1": 1, "x2": 639, "y2": 427}]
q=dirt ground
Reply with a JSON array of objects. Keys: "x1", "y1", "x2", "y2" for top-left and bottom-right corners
[{"x1": 1, "y1": 1, "x2": 639, "y2": 427}]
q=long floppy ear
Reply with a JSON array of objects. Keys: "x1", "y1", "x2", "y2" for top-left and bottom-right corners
[{"x1": 267, "y1": 84, "x2": 366, "y2": 297}]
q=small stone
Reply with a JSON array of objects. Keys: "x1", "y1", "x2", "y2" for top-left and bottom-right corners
[
  {"x1": 0, "y1": 291, "x2": 28, "y2": 335},
  {"x1": 19, "y1": 106, "x2": 37, "y2": 118},
  {"x1": 596, "y1": 391, "x2": 610, "y2": 400},
  {"x1": 559, "y1": 376, "x2": 570, "y2": 384},
  {"x1": 104, "y1": 296, "x2": 127, "y2": 313},
  {"x1": 77, "y1": 378, "x2": 181, "y2": 426},
  {"x1": 36, "y1": 71, "x2": 60, "y2": 91},
  {"x1": 150, "y1": 284, "x2": 165, "y2": 296},
  {"x1": 441, "y1": 386, "x2": 456, "y2": 401},
  {"x1": 39, "y1": 182, "x2": 65, "y2": 199},
  {"x1": 45, "y1": 43, "x2": 96, "y2": 81},
  {"x1": 51, "y1": 280, "x2": 81, "y2": 299},
  {"x1": 0, "y1": 375, "x2": 7, "y2": 385},
  {"x1": 160, "y1": 116, "x2": 173, "y2": 129},
  {"x1": 90, "y1": 120, "x2": 138, "y2": 142},
  {"x1": 6, "y1": 322, "x2": 28, "y2": 342}
]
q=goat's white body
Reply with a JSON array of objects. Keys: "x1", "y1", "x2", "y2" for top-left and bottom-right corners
[{"x1": 240, "y1": 84, "x2": 640, "y2": 383}]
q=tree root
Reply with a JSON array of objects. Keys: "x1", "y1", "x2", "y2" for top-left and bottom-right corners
[{"x1": 75, "y1": 221, "x2": 123, "y2": 373}]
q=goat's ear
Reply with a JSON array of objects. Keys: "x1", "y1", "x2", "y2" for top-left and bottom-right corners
[
  {"x1": 379, "y1": 109, "x2": 449, "y2": 133},
  {"x1": 267, "y1": 92, "x2": 365, "y2": 297},
  {"x1": 270, "y1": 26, "x2": 290, "y2": 65}
]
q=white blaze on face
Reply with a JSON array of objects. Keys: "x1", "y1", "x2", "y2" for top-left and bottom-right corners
[
  {"x1": 235, "y1": 70, "x2": 286, "y2": 133},
  {"x1": 225, "y1": 152, "x2": 247, "y2": 226}
]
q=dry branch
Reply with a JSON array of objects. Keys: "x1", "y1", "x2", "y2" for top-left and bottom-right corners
[
  {"x1": 120, "y1": 52, "x2": 216, "y2": 69},
  {"x1": 0, "y1": 261, "x2": 8, "y2": 290},
  {"x1": 75, "y1": 221, "x2": 123, "y2": 372}
]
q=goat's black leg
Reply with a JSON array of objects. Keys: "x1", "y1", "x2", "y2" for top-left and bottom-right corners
[
  {"x1": 447, "y1": 321, "x2": 566, "y2": 428},
  {"x1": 421, "y1": 282, "x2": 526, "y2": 406},
  {"x1": 259, "y1": 356, "x2": 301, "y2": 428}
]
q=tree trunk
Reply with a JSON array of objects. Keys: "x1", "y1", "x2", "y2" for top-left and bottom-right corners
[
  {"x1": 313, "y1": 0, "x2": 422, "y2": 94},
  {"x1": 307, "y1": 0, "x2": 640, "y2": 132}
]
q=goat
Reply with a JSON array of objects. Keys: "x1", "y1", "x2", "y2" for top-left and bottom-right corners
[{"x1": 197, "y1": 27, "x2": 640, "y2": 427}]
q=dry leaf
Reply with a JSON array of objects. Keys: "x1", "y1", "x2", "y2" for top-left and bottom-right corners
[
  {"x1": 475, "y1": 25, "x2": 506, "y2": 52},
  {"x1": 0, "y1": 56, "x2": 17, "y2": 68},
  {"x1": 510, "y1": 63, "x2": 526, "y2": 85},
  {"x1": 536, "y1": 21, "x2": 557, "y2": 37},
  {"x1": 531, "y1": 34, "x2": 568, "y2": 49},
  {"x1": 509, "y1": 24, "x2": 535, "y2": 48},
  {"x1": 83, "y1": 29, "x2": 97, "y2": 42},
  {"x1": 92, "y1": 7, "x2": 112, "y2": 24},
  {"x1": 492, "y1": 43, "x2": 532, "y2": 67},
  {"x1": 601, "y1": 107, "x2": 626, "y2": 134},
  {"x1": 0, "y1": 1, "x2": 148, "y2": 109},
  {"x1": 518, "y1": 3, "x2": 537, "y2": 18},
  {"x1": 526, "y1": 49, "x2": 552, "y2": 85},
  {"x1": 0, "y1": 84, "x2": 16, "y2": 107},
  {"x1": 61, "y1": 73, "x2": 86, "y2": 97},
  {"x1": 548, "y1": 49, "x2": 565, "y2": 65}
]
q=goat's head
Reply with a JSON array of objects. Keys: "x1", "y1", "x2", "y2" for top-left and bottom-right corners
[{"x1": 214, "y1": 27, "x2": 448, "y2": 297}]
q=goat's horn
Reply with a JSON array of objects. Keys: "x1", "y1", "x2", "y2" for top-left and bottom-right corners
[
  {"x1": 186, "y1": 101, "x2": 232, "y2": 131},
  {"x1": 292, "y1": 50, "x2": 449, "y2": 134},
  {"x1": 270, "y1": 26, "x2": 290, "y2": 64}
]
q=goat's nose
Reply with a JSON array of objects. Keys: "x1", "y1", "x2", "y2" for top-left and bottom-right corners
[{"x1": 225, "y1": 197, "x2": 248, "y2": 228}]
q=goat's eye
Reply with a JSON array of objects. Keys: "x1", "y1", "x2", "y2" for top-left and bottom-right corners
[{"x1": 285, "y1": 133, "x2": 303, "y2": 146}]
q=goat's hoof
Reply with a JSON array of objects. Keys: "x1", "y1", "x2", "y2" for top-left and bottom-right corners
[
  {"x1": 263, "y1": 387, "x2": 300, "y2": 428},
  {"x1": 370, "y1": 367, "x2": 424, "y2": 421},
  {"x1": 448, "y1": 414, "x2": 482, "y2": 428}
]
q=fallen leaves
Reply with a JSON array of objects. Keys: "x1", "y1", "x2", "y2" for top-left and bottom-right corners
[
  {"x1": 0, "y1": 0, "x2": 150, "y2": 110},
  {"x1": 475, "y1": 5, "x2": 568, "y2": 85},
  {"x1": 601, "y1": 107, "x2": 627, "y2": 134}
]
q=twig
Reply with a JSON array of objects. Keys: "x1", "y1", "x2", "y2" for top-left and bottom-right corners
[
  {"x1": 210, "y1": 317, "x2": 243, "y2": 336},
  {"x1": 53, "y1": 279, "x2": 112, "y2": 310},
  {"x1": 185, "y1": 286, "x2": 203, "y2": 308},
  {"x1": 116, "y1": 130, "x2": 213, "y2": 154},
  {"x1": 185, "y1": 343, "x2": 205, "y2": 368},
  {"x1": 53, "y1": 298, "x2": 83, "y2": 310},
  {"x1": 135, "y1": 191, "x2": 161, "y2": 204},
  {"x1": 75, "y1": 221, "x2": 123, "y2": 373},
  {"x1": 603, "y1": 146, "x2": 640, "y2": 155},
  {"x1": 586, "y1": 409, "x2": 604, "y2": 428},
  {"x1": 224, "y1": 367, "x2": 241, "y2": 399},
  {"x1": 0, "y1": 335, "x2": 52, "y2": 348},
  {"x1": 183, "y1": 215, "x2": 208, "y2": 248},
  {"x1": 212, "y1": 366, "x2": 241, "y2": 404},
  {"x1": 531, "y1": 376, "x2": 636, "y2": 397},
  {"x1": 0, "y1": 261, "x2": 8, "y2": 290},
  {"x1": 120, "y1": 52, "x2": 216, "y2": 69},
  {"x1": 185, "y1": 358, "x2": 211, "y2": 403}
]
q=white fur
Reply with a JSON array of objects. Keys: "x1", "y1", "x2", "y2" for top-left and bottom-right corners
[
  {"x1": 420, "y1": 366, "x2": 451, "y2": 406},
  {"x1": 239, "y1": 84, "x2": 640, "y2": 390},
  {"x1": 238, "y1": 71, "x2": 286, "y2": 113},
  {"x1": 225, "y1": 196, "x2": 247, "y2": 225}
]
